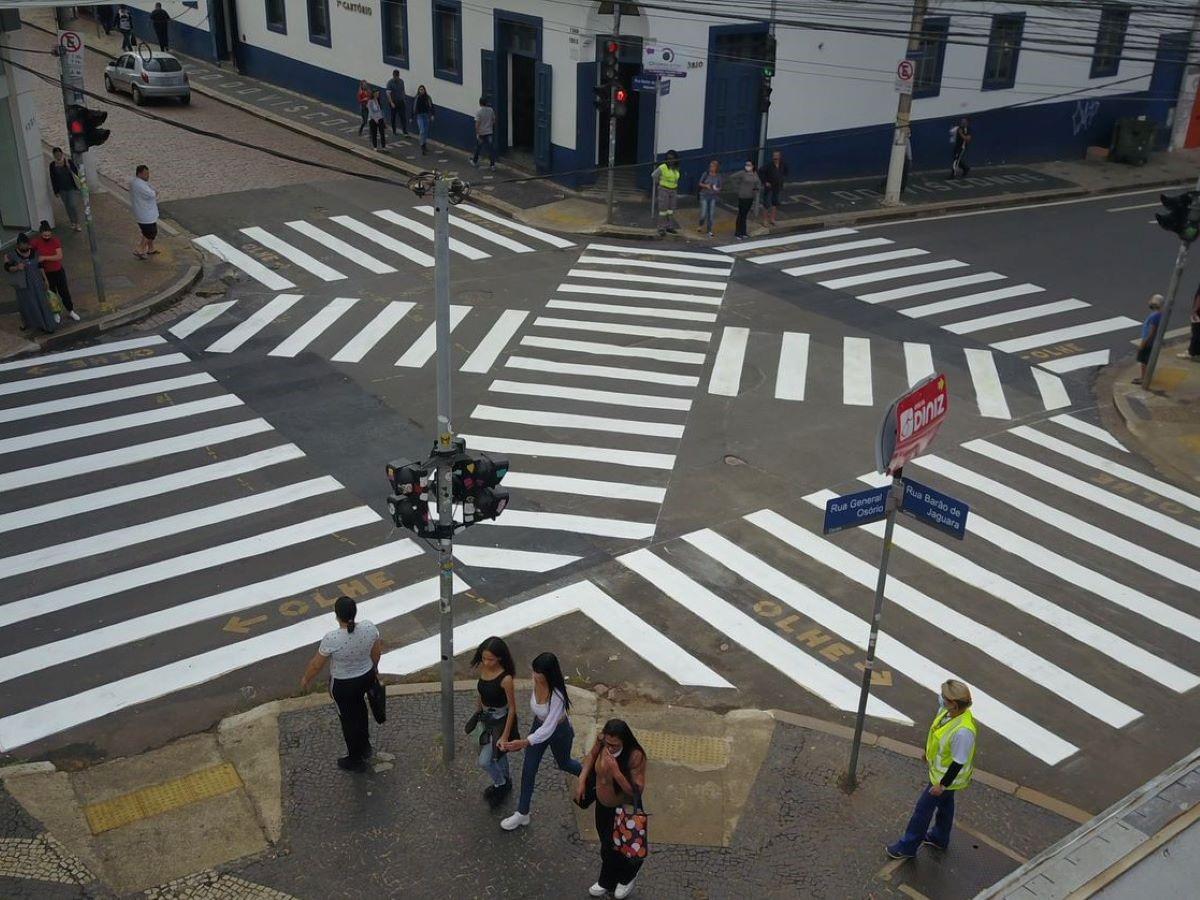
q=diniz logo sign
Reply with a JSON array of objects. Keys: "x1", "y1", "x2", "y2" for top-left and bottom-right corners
[
  {"x1": 875, "y1": 373, "x2": 949, "y2": 475},
  {"x1": 899, "y1": 391, "x2": 946, "y2": 440}
]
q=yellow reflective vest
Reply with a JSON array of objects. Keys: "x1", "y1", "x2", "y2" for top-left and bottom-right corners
[
  {"x1": 926, "y1": 708, "x2": 976, "y2": 791},
  {"x1": 656, "y1": 163, "x2": 680, "y2": 191}
]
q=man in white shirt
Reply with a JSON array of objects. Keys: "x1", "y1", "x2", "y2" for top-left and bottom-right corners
[{"x1": 130, "y1": 165, "x2": 159, "y2": 259}]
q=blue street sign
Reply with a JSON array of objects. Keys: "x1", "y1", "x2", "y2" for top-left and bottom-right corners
[
  {"x1": 823, "y1": 486, "x2": 889, "y2": 535},
  {"x1": 633, "y1": 75, "x2": 659, "y2": 92},
  {"x1": 900, "y1": 478, "x2": 969, "y2": 540}
]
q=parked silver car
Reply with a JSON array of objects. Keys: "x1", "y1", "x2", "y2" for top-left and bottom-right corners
[{"x1": 103, "y1": 51, "x2": 190, "y2": 105}]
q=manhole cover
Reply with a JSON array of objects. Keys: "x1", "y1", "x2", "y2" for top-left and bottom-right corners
[{"x1": 724, "y1": 455, "x2": 746, "y2": 466}]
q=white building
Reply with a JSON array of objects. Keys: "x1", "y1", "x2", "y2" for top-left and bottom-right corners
[{"x1": 1, "y1": 11, "x2": 54, "y2": 244}]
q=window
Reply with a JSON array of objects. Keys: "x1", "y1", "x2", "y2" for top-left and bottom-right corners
[
  {"x1": 912, "y1": 17, "x2": 949, "y2": 99},
  {"x1": 982, "y1": 13, "x2": 1024, "y2": 90},
  {"x1": 382, "y1": 0, "x2": 409, "y2": 66},
  {"x1": 598, "y1": 2, "x2": 641, "y2": 14},
  {"x1": 265, "y1": 0, "x2": 286, "y2": 34},
  {"x1": 307, "y1": 0, "x2": 331, "y2": 48},
  {"x1": 1091, "y1": 4, "x2": 1130, "y2": 78},
  {"x1": 433, "y1": 0, "x2": 463, "y2": 83},
  {"x1": 144, "y1": 57, "x2": 183, "y2": 72}
]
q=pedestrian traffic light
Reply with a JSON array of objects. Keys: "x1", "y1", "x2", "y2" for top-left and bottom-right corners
[
  {"x1": 593, "y1": 83, "x2": 611, "y2": 113},
  {"x1": 386, "y1": 458, "x2": 436, "y2": 535},
  {"x1": 763, "y1": 34, "x2": 777, "y2": 77},
  {"x1": 603, "y1": 39, "x2": 620, "y2": 82},
  {"x1": 759, "y1": 80, "x2": 773, "y2": 113},
  {"x1": 1156, "y1": 191, "x2": 1200, "y2": 242},
  {"x1": 613, "y1": 86, "x2": 628, "y2": 119},
  {"x1": 384, "y1": 442, "x2": 509, "y2": 537},
  {"x1": 66, "y1": 104, "x2": 110, "y2": 153}
]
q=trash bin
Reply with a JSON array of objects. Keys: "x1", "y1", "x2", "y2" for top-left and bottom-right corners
[{"x1": 1110, "y1": 117, "x2": 1157, "y2": 166}]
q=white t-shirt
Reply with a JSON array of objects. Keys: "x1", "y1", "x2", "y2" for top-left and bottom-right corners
[
  {"x1": 318, "y1": 620, "x2": 380, "y2": 679},
  {"x1": 950, "y1": 727, "x2": 975, "y2": 765},
  {"x1": 526, "y1": 689, "x2": 567, "y2": 745},
  {"x1": 130, "y1": 177, "x2": 159, "y2": 225}
]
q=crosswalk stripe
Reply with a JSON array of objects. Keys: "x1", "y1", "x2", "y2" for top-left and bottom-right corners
[
  {"x1": 459, "y1": 433, "x2": 675, "y2": 470},
  {"x1": 0, "y1": 444, "x2": 304, "y2": 536},
  {"x1": 284, "y1": 220, "x2": 398, "y2": 274},
  {"x1": 546, "y1": 299, "x2": 717, "y2": 323},
  {"x1": 586, "y1": 242, "x2": 734, "y2": 263},
  {"x1": 488, "y1": 379, "x2": 692, "y2": 411},
  {"x1": 775, "y1": 332, "x2": 809, "y2": 401},
  {"x1": 268, "y1": 297, "x2": 359, "y2": 358},
  {"x1": 619, "y1": 548, "x2": 910, "y2": 722},
  {"x1": 899, "y1": 284, "x2": 1044, "y2": 318},
  {"x1": 456, "y1": 203, "x2": 575, "y2": 248},
  {"x1": 565, "y1": 268, "x2": 729, "y2": 291},
  {"x1": 917, "y1": 455, "x2": 1200, "y2": 590},
  {"x1": 453, "y1": 545, "x2": 581, "y2": 572},
  {"x1": 0, "y1": 507, "x2": 382, "y2": 628},
  {"x1": 1040, "y1": 350, "x2": 1111, "y2": 373},
  {"x1": 396, "y1": 305, "x2": 471, "y2": 367},
  {"x1": 575, "y1": 255, "x2": 731, "y2": 276},
  {"x1": 169, "y1": 301, "x2": 237, "y2": 339},
  {"x1": 818, "y1": 260, "x2": 969, "y2": 290},
  {"x1": 0, "y1": 419, "x2": 274, "y2": 492},
  {"x1": 240, "y1": 227, "x2": 345, "y2": 281},
  {"x1": 0, "y1": 354, "x2": 188, "y2": 398},
  {"x1": 843, "y1": 337, "x2": 873, "y2": 406},
  {"x1": 903, "y1": 342, "x2": 935, "y2": 387},
  {"x1": 964, "y1": 349, "x2": 1011, "y2": 419},
  {"x1": 856, "y1": 272, "x2": 1006, "y2": 304},
  {"x1": 206, "y1": 294, "x2": 304, "y2": 353},
  {"x1": 330, "y1": 301, "x2": 415, "y2": 363},
  {"x1": 782, "y1": 247, "x2": 927, "y2": 277},
  {"x1": 485, "y1": 509, "x2": 655, "y2": 539},
  {"x1": 1047, "y1": 414, "x2": 1127, "y2": 451},
  {"x1": 991, "y1": 317, "x2": 1140, "y2": 354},
  {"x1": 0, "y1": 395, "x2": 242, "y2": 456},
  {"x1": 502, "y1": 472, "x2": 667, "y2": 503},
  {"x1": 558, "y1": 284, "x2": 724, "y2": 307},
  {"x1": 193, "y1": 235, "x2": 296, "y2": 290},
  {"x1": 0, "y1": 373, "x2": 215, "y2": 425},
  {"x1": 505, "y1": 356, "x2": 700, "y2": 387},
  {"x1": 716, "y1": 228, "x2": 858, "y2": 253},
  {"x1": 944, "y1": 299, "x2": 1089, "y2": 335},
  {"x1": 329, "y1": 215, "x2": 434, "y2": 267},
  {"x1": 413, "y1": 206, "x2": 535, "y2": 253},
  {"x1": 460, "y1": 309, "x2": 529, "y2": 374},
  {"x1": 0, "y1": 336, "x2": 166, "y2": 374},
  {"x1": 755, "y1": 507, "x2": 1143, "y2": 726},
  {"x1": 534, "y1": 316, "x2": 711, "y2": 343},
  {"x1": 708, "y1": 327, "x2": 749, "y2": 397},
  {"x1": 521, "y1": 335, "x2": 706, "y2": 365},
  {"x1": 372, "y1": 209, "x2": 489, "y2": 260},
  {"x1": 1031, "y1": 369, "x2": 1072, "y2": 410},
  {"x1": 471, "y1": 404, "x2": 684, "y2": 438},
  {"x1": 753, "y1": 237, "x2": 893, "y2": 265}
]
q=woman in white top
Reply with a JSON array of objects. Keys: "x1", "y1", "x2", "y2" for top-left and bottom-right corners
[
  {"x1": 300, "y1": 596, "x2": 382, "y2": 772},
  {"x1": 498, "y1": 652, "x2": 582, "y2": 830},
  {"x1": 367, "y1": 90, "x2": 388, "y2": 152}
]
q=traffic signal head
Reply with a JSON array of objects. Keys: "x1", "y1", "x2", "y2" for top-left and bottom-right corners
[
  {"x1": 603, "y1": 38, "x2": 619, "y2": 81},
  {"x1": 614, "y1": 86, "x2": 628, "y2": 118},
  {"x1": 1156, "y1": 191, "x2": 1200, "y2": 242},
  {"x1": 759, "y1": 81, "x2": 773, "y2": 112},
  {"x1": 763, "y1": 34, "x2": 777, "y2": 78},
  {"x1": 387, "y1": 493, "x2": 433, "y2": 533},
  {"x1": 66, "y1": 105, "x2": 110, "y2": 153},
  {"x1": 386, "y1": 457, "x2": 428, "y2": 495},
  {"x1": 593, "y1": 83, "x2": 610, "y2": 112}
]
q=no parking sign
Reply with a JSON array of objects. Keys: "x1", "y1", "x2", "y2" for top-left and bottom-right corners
[{"x1": 895, "y1": 58, "x2": 915, "y2": 94}]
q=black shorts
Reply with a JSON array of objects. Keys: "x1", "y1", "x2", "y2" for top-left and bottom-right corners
[
  {"x1": 138, "y1": 222, "x2": 158, "y2": 240},
  {"x1": 1136, "y1": 344, "x2": 1151, "y2": 364}
]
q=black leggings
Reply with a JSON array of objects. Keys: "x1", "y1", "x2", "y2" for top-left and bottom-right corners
[
  {"x1": 595, "y1": 801, "x2": 644, "y2": 891},
  {"x1": 390, "y1": 101, "x2": 408, "y2": 135},
  {"x1": 330, "y1": 670, "x2": 375, "y2": 760},
  {"x1": 369, "y1": 119, "x2": 386, "y2": 149},
  {"x1": 46, "y1": 268, "x2": 73, "y2": 312},
  {"x1": 735, "y1": 198, "x2": 754, "y2": 237},
  {"x1": 358, "y1": 104, "x2": 369, "y2": 135}
]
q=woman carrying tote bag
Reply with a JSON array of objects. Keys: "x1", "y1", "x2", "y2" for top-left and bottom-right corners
[{"x1": 577, "y1": 719, "x2": 649, "y2": 899}]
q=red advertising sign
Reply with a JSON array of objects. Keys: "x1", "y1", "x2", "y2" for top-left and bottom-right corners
[{"x1": 875, "y1": 374, "x2": 949, "y2": 475}]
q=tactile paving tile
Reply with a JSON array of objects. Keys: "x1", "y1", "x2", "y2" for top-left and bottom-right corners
[
  {"x1": 636, "y1": 730, "x2": 730, "y2": 767},
  {"x1": 83, "y1": 762, "x2": 243, "y2": 834}
]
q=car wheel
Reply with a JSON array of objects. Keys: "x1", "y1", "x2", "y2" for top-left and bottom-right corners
[
  {"x1": 178, "y1": 93, "x2": 191, "y2": 106},
  {"x1": 104, "y1": 74, "x2": 115, "y2": 93},
  {"x1": 131, "y1": 85, "x2": 144, "y2": 106}
]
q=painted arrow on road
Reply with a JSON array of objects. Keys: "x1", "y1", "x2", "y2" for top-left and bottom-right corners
[{"x1": 224, "y1": 614, "x2": 268, "y2": 634}]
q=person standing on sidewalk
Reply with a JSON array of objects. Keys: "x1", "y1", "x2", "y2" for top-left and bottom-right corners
[
  {"x1": 30, "y1": 221, "x2": 80, "y2": 323},
  {"x1": 728, "y1": 159, "x2": 760, "y2": 241},
  {"x1": 886, "y1": 680, "x2": 977, "y2": 860},
  {"x1": 697, "y1": 159, "x2": 722, "y2": 237},
  {"x1": 470, "y1": 636, "x2": 519, "y2": 806},
  {"x1": 577, "y1": 719, "x2": 648, "y2": 899},
  {"x1": 950, "y1": 117, "x2": 971, "y2": 178},
  {"x1": 130, "y1": 165, "x2": 159, "y2": 259},
  {"x1": 414, "y1": 85, "x2": 434, "y2": 155},
  {"x1": 498, "y1": 652, "x2": 582, "y2": 831},
  {"x1": 116, "y1": 5, "x2": 134, "y2": 52},
  {"x1": 356, "y1": 80, "x2": 371, "y2": 136},
  {"x1": 471, "y1": 96, "x2": 496, "y2": 170},
  {"x1": 150, "y1": 3, "x2": 170, "y2": 51},
  {"x1": 651, "y1": 150, "x2": 682, "y2": 236},
  {"x1": 5, "y1": 234, "x2": 59, "y2": 334},
  {"x1": 48, "y1": 148, "x2": 83, "y2": 233},
  {"x1": 758, "y1": 149, "x2": 788, "y2": 228},
  {"x1": 1178, "y1": 282, "x2": 1200, "y2": 361},
  {"x1": 1134, "y1": 293, "x2": 1163, "y2": 384},
  {"x1": 386, "y1": 69, "x2": 409, "y2": 137},
  {"x1": 367, "y1": 90, "x2": 387, "y2": 152}
]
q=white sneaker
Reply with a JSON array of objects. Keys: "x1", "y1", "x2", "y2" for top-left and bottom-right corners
[
  {"x1": 588, "y1": 884, "x2": 607, "y2": 897},
  {"x1": 614, "y1": 878, "x2": 637, "y2": 899},
  {"x1": 500, "y1": 811, "x2": 530, "y2": 831},
  {"x1": 69, "y1": 310, "x2": 81, "y2": 322}
]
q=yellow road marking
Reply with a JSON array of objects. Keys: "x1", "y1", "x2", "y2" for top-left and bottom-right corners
[{"x1": 83, "y1": 762, "x2": 242, "y2": 834}]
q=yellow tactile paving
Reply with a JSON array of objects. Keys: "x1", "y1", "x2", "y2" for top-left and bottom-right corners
[
  {"x1": 83, "y1": 763, "x2": 243, "y2": 835},
  {"x1": 637, "y1": 730, "x2": 730, "y2": 767}
]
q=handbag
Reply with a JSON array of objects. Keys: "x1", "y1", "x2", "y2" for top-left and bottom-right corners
[
  {"x1": 366, "y1": 670, "x2": 386, "y2": 724},
  {"x1": 612, "y1": 794, "x2": 649, "y2": 860},
  {"x1": 46, "y1": 290, "x2": 65, "y2": 316}
]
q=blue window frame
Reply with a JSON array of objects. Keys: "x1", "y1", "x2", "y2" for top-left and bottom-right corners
[
  {"x1": 433, "y1": 0, "x2": 463, "y2": 83},
  {"x1": 913, "y1": 17, "x2": 949, "y2": 99},
  {"x1": 382, "y1": 0, "x2": 410, "y2": 67},
  {"x1": 1091, "y1": 3, "x2": 1130, "y2": 78},
  {"x1": 265, "y1": 0, "x2": 286, "y2": 35},
  {"x1": 982, "y1": 13, "x2": 1024, "y2": 91},
  {"x1": 307, "y1": 0, "x2": 331, "y2": 48}
]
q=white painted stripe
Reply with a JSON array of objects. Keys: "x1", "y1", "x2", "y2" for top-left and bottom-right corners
[
  {"x1": 460, "y1": 310, "x2": 529, "y2": 374},
  {"x1": 268, "y1": 297, "x2": 359, "y2": 358},
  {"x1": 488, "y1": 379, "x2": 691, "y2": 411},
  {"x1": 1106, "y1": 201, "x2": 1161, "y2": 212},
  {"x1": 240, "y1": 227, "x2": 345, "y2": 281},
  {"x1": 900, "y1": 284, "x2": 1045, "y2": 318},
  {"x1": 453, "y1": 545, "x2": 580, "y2": 572},
  {"x1": 687, "y1": 527, "x2": 1075, "y2": 764},
  {"x1": 0, "y1": 419, "x2": 274, "y2": 492},
  {"x1": 503, "y1": 472, "x2": 666, "y2": 503},
  {"x1": 0, "y1": 444, "x2": 303, "y2": 536},
  {"x1": 0, "y1": 395, "x2": 242, "y2": 455},
  {"x1": 486, "y1": 509, "x2": 654, "y2": 539},
  {"x1": 0, "y1": 373, "x2": 215, "y2": 425},
  {"x1": 565, "y1": 269, "x2": 728, "y2": 291},
  {"x1": 991, "y1": 317, "x2": 1141, "y2": 354},
  {"x1": 460, "y1": 433, "x2": 674, "y2": 470},
  {"x1": 903, "y1": 342, "x2": 935, "y2": 387},
  {"x1": 944, "y1": 299, "x2": 1090, "y2": 335},
  {"x1": 1031, "y1": 369, "x2": 1072, "y2": 411},
  {"x1": 619, "y1": 549, "x2": 908, "y2": 721},
  {"x1": 455, "y1": 203, "x2": 575, "y2": 248},
  {"x1": 0, "y1": 354, "x2": 188, "y2": 398},
  {"x1": 206, "y1": 294, "x2": 304, "y2": 353},
  {"x1": 575, "y1": 255, "x2": 731, "y2": 277},
  {"x1": 753, "y1": 237, "x2": 893, "y2": 264},
  {"x1": 471, "y1": 404, "x2": 684, "y2": 439},
  {"x1": 193, "y1": 235, "x2": 296, "y2": 290},
  {"x1": 782, "y1": 247, "x2": 927, "y2": 277},
  {"x1": 372, "y1": 209, "x2": 489, "y2": 260},
  {"x1": 586, "y1": 242, "x2": 734, "y2": 263},
  {"x1": 521, "y1": 335, "x2": 705, "y2": 365},
  {"x1": 329, "y1": 215, "x2": 435, "y2": 267},
  {"x1": 0, "y1": 507, "x2": 383, "y2": 628},
  {"x1": 716, "y1": 228, "x2": 858, "y2": 253},
  {"x1": 843, "y1": 337, "x2": 873, "y2": 406},
  {"x1": 1040, "y1": 350, "x2": 1111, "y2": 373},
  {"x1": 169, "y1": 302, "x2": 236, "y2": 339},
  {"x1": 856, "y1": 272, "x2": 1006, "y2": 304},
  {"x1": 775, "y1": 332, "x2": 809, "y2": 401},
  {"x1": 547, "y1": 299, "x2": 717, "y2": 323},
  {"x1": 558, "y1": 284, "x2": 723, "y2": 307},
  {"x1": 284, "y1": 221, "x2": 397, "y2": 274},
  {"x1": 818, "y1": 260, "x2": 969, "y2": 290},
  {"x1": 0, "y1": 337, "x2": 166, "y2": 374},
  {"x1": 708, "y1": 327, "x2": 749, "y2": 397},
  {"x1": 917, "y1": 454, "x2": 1200, "y2": 590},
  {"x1": 505, "y1": 356, "x2": 699, "y2": 387},
  {"x1": 534, "y1": 316, "x2": 711, "y2": 343},
  {"x1": 330, "y1": 301, "x2": 415, "y2": 363},
  {"x1": 413, "y1": 206, "x2": 534, "y2": 253},
  {"x1": 964, "y1": 349, "x2": 1011, "y2": 419},
  {"x1": 768, "y1": 506, "x2": 1148, "y2": 723},
  {"x1": 1046, "y1": 415, "x2": 1127, "y2": 452},
  {"x1": 396, "y1": 305, "x2": 471, "y2": 367}
]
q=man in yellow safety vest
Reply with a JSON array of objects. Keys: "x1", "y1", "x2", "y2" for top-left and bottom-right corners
[
  {"x1": 886, "y1": 679, "x2": 977, "y2": 859},
  {"x1": 651, "y1": 150, "x2": 681, "y2": 236}
]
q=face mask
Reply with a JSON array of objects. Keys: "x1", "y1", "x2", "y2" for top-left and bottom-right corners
[
  {"x1": 744, "y1": 165, "x2": 752, "y2": 172},
  {"x1": 608, "y1": 746, "x2": 623, "y2": 758}
]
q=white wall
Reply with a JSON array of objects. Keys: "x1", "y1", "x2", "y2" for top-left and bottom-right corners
[{"x1": 124, "y1": 0, "x2": 212, "y2": 34}]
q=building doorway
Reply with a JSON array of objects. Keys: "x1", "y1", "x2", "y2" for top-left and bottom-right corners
[
  {"x1": 510, "y1": 53, "x2": 535, "y2": 152},
  {"x1": 705, "y1": 28, "x2": 770, "y2": 173}
]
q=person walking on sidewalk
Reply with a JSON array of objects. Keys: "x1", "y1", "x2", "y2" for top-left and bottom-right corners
[
  {"x1": 386, "y1": 69, "x2": 409, "y2": 136},
  {"x1": 651, "y1": 150, "x2": 682, "y2": 235},
  {"x1": 1178, "y1": 282, "x2": 1200, "y2": 361},
  {"x1": 300, "y1": 596, "x2": 382, "y2": 772},
  {"x1": 950, "y1": 117, "x2": 971, "y2": 178},
  {"x1": 697, "y1": 159, "x2": 722, "y2": 237},
  {"x1": 470, "y1": 636, "x2": 519, "y2": 806},
  {"x1": 130, "y1": 165, "x2": 159, "y2": 259},
  {"x1": 150, "y1": 3, "x2": 170, "y2": 52},
  {"x1": 577, "y1": 719, "x2": 648, "y2": 899},
  {"x1": 472, "y1": 96, "x2": 496, "y2": 170},
  {"x1": 758, "y1": 149, "x2": 788, "y2": 227},
  {"x1": 1133, "y1": 293, "x2": 1163, "y2": 384},
  {"x1": 116, "y1": 5, "x2": 134, "y2": 52},
  {"x1": 414, "y1": 85, "x2": 434, "y2": 155},
  {"x1": 498, "y1": 652, "x2": 582, "y2": 831},
  {"x1": 886, "y1": 680, "x2": 977, "y2": 860},
  {"x1": 30, "y1": 221, "x2": 80, "y2": 323},
  {"x1": 356, "y1": 80, "x2": 371, "y2": 136},
  {"x1": 48, "y1": 148, "x2": 83, "y2": 232},
  {"x1": 367, "y1": 90, "x2": 387, "y2": 152},
  {"x1": 728, "y1": 159, "x2": 760, "y2": 241}
]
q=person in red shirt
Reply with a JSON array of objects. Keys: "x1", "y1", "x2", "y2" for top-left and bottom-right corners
[{"x1": 29, "y1": 221, "x2": 79, "y2": 322}]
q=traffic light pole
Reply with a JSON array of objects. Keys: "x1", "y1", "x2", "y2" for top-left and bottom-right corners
[
  {"x1": 1145, "y1": 172, "x2": 1200, "y2": 389},
  {"x1": 604, "y1": 3, "x2": 622, "y2": 225},
  {"x1": 756, "y1": 0, "x2": 776, "y2": 169},
  {"x1": 883, "y1": 0, "x2": 928, "y2": 207}
]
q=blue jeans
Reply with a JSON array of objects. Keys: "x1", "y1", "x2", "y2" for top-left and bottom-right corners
[
  {"x1": 478, "y1": 738, "x2": 510, "y2": 786},
  {"x1": 416, "y1": 114, "x2": 430, "y2": 147},
  {"x1": 517, "y1": 718, "x2": 582, "y2": 815},
  {"x1": 889, "y1": 783, "x2": 956, "y2": 856},
  {"x1": 473, "y1": 134, "x2": 495, "y2": 166},
  {"x1": 699, "y1": 195, "x2": 717, "y2": 232}
]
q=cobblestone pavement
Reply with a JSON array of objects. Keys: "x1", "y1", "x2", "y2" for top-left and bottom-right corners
[{"x1": 0, "y1": 783, "x2": 106, "y2": 899}]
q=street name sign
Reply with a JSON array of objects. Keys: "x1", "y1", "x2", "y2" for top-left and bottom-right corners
[
  {"x1": 875, "y1": 373, "x2": 949, "y2": 475},
  {"x1": 633, "y1": 74, "x2": 659, "y2": 92},
  {"x1": 823, "y1": 485, "x2": 889, "y2": 535},
  {"x1": 900, "y1": 477, "x2": 969, "y2": 540}
]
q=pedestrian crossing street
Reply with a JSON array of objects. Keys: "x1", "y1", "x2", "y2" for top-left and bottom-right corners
[{"x1": 191, "y1": 203, "x2": 574, "y2": 291}]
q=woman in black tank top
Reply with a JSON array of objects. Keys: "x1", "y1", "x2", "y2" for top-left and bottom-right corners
[{"x1": 470, "y1": 636, "x2": 519, "y2": 805}]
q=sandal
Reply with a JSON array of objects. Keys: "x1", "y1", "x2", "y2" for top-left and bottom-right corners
[
  {"x1": 146, "y1": 249, "x2": 160, "y2": 255},
  {"x1": 133, "y1": 250, "x2": 148, "y2": 259}
]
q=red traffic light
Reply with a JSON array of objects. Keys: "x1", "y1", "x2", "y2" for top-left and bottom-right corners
[
  {"x1": 615, "y1": 88, "x2": 628, "y2": 102},
  {"x1": 606, "y1": 41, "x2": 619, "y2": 54}
]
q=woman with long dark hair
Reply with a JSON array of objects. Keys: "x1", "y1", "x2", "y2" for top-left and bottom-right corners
[
  {"x1": 577, "y1": 719, "x2": 648, "y2": 898},
  {"x1": 470, "y1": 636, "x2": 519, "y2": 805},
  {"x1": 414, "y1": 84, "x2": 434, "y2": 155},
  {"x1": 498, "y1": 652, "x2": 582, "y2": 830}
]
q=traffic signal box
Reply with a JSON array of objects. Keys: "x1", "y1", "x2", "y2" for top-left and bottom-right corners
[
  {"x1": 66, "y1": 104, "x2": 110, "y2": 154},
  {"x1": 1156, "y1": 191, "x2": 1200, "y2": 243},
  {"x1": 386, "y1": 440, "x2": 509, "y2": 539}
]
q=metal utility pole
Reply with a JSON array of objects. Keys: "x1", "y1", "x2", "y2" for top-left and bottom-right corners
[
  {"x1": 883, "y1": 0, "x2": 928, "y2": 206},
  {"x1": 756, "y1": 0, "x2": 777, "y2": 169},
  {"x1": 1145, "y1": 171, "x2": 1200, "y2": 388},
  {"x1": 604, "y1": 2, "x2": 622, "y2": 224}
]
